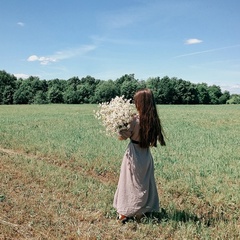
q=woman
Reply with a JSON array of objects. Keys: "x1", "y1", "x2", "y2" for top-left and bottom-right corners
[{"x1": 113, "y1": 89, "x2": 166, "y2": 223}]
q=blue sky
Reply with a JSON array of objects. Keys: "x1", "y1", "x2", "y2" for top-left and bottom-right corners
[{"x1": 1, "y1": 0, "x2": 240, "y2": 93}]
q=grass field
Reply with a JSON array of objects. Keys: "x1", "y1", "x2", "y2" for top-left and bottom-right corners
[{"x1": 0, "y1": 104, "x2": 239, "y2": 239}]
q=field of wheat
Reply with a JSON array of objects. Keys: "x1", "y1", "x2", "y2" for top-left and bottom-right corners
[{"x1": 0, "y1": 104, "x2": 239, "y2": 239}]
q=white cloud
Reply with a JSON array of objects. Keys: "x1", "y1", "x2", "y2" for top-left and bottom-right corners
[
  {"x1": 14, "y1": 73, "x2": 29, "y2": 79},
  {"x1": 17, "y1": 22, "x2": 25, "y2": 27},
  {"x1": 27, "y1": 55, "x2": 39, "y2": 62},
  {"x1": 27, "y1": 55, "x2": 56, "y2": 65},
  {"x1": 185, "y1": 38, "x2": 203, "y2": 45},
  {"x1": 27, "y1": 45, "x2": 96, "y2": 65},
  {"x1": 221, "y1": 84, "x2": 240, "y2": 94}
]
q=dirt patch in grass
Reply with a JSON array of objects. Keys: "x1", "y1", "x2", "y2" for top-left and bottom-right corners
[
  {"x1": 0, "y1": 150, "x2": 114, "y2": 239},
  {"x1": 0, "y1": 147, "x2": 118, "y2": 185}
]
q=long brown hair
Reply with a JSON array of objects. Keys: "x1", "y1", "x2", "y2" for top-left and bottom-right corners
[{"x1": 134, "y1": 89, "x2": 166, "y2": 148}]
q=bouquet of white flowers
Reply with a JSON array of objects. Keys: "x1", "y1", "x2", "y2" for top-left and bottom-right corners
[{"x1": 94, "y1": 96, "x2": 136, "y2": 136}]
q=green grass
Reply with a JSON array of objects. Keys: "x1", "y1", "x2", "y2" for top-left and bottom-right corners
[{"x1": 0, "y1": 104, "x2": 240, "y2": 239}]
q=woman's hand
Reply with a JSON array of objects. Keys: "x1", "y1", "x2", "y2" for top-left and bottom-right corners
[{"x1": 118, "y1": 136, "x2": 124, "y2": 140}]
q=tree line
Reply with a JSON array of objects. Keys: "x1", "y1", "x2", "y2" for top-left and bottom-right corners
[{"x1": 0, "y1": 70, "x2": 239, "y2": 105}]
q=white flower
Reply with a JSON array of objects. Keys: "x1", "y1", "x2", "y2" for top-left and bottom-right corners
[{"x1": 94, "y1": 96, "x2": 136, "y2": 136}]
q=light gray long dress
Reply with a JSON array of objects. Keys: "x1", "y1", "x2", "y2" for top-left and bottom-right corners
[{"x1": 113, "y1": 115, "x2": 159, "y2": 217}]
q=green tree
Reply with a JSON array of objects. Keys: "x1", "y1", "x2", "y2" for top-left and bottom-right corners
[
  {"x1": 13, "y1": 76, "x2": 47, "y2": 104},
  {"x1": 219, "y1": 91, "x2": 230, "y2": 104},
  {"x1": 76, "y1": 84, "x2": 93, "y2": 103},
  {"x1": 63, "y1": 86, "x2": 79, "y2": 104},
  {"x1": 47, "y1": 79, "x2": 66, "y2": 103},
  {"x1": 146, "y1": 77, "x2": 161, "y2": 99},
  {"x1": 196, "y1": 83, "x2": 210, "y2": 104},
  {"x1": 76, "y1": 76, "x2": 99, "y2": 103},
  {"x1": 208, "y1": 85, "x2": 223, "y2": 104},
  {"x1": 2, "y1": 86, "x2": 15, "y2": 104},
  {"x1": 227, "y1": 94, "x2": 240, "y2": 104},
  {"x1": 158, "y1": 76, "x2": 176, "y2": 104},
  {"x1": 80, "y1": 75, "x2": 97, "y2": 85},
  {"x1": 0, "y1": 70, "x2": 17, "y2": 104},
  {"x1": 173, "y1": 79, "x2": 198, "y2": 104},
  {"x1": 115, "y1": 74, "x2": 136, "y2": 95},
  {"x1": 33, "y1": 91, "x2": 48, "y2": 104},
  {"x1": 66, "y1": 76, "x2": 80, "y2": 91},
  {"x1": 48, "y1": 79, "x2": 67, "y2": 91},
  {"x1": 120, "y1": 79, "x2": 139, "y2": 99},
  {"x1": 13, "y1": 80, "x2": 33, "y2": 104},
  {"x1": 48, "y1": 86, "x2": 64, "y2": 103},
  {"x1": 94, "y1": 80, "x2": 118, "y2": 103},
  {"x1": 138, "y1": 80, "x2": 146, "y2": 90}
]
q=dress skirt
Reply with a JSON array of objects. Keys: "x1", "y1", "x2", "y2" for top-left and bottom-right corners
[{"x1": 113, "y1": 142, "x2": 159, "y2": 217}]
